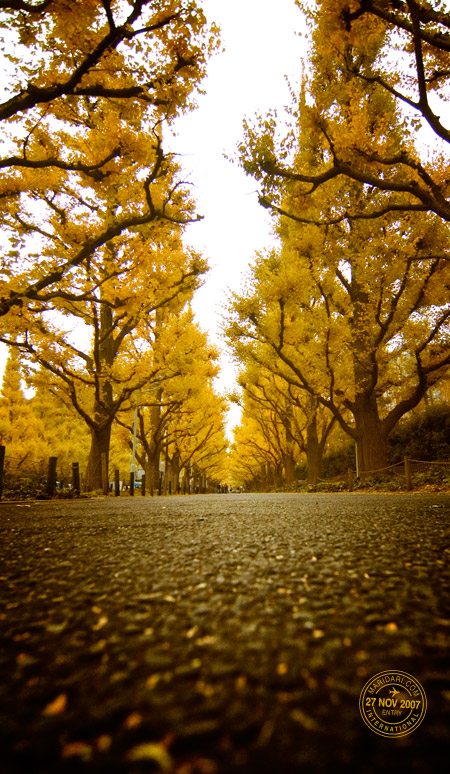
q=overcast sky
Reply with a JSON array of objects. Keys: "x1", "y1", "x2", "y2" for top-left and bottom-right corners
[{"x1": 168, "y1": 0, "x2": 306, "y2": 427}]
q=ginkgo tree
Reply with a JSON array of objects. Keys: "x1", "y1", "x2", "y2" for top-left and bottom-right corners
[
  {"x1": 232, "y1": 361, "x2": 336, "y2": 485},
  {"x1": 0, "y1": 209, "x2": 208, "y2": 490},
  {"x1": 116, "y1": 307, "x2": 229, "y2": 493},
  {"x1": 226, "y1": 190, "x2": 450, "y2": 474},
  {"x1": 0, "y1": 0, "x2": 219, "y2": 313},
  {"x1": 239, "y1": 369, "x2": 299, "y2": 486},
  {"x1": 231, "y1": 1, "x2": 450, "y2": 476},
  {"x1": 169, "y1": 385, "x2": 229, "y2": 490},
  {"x1": 240, "y1": 0, "x2": 450, "y2": 225},
  {"x1": 229, "y1": 412, "x2": 285, "y2": 491},
  {"x1": 0, "y1": 348, "x2": 42, "y2": 470},
  {"x1": 26, "y1": 365, "x2": 92, "y2": 481}
]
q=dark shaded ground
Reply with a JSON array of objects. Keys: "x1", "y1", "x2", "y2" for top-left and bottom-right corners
[{"x1": 1, "y1": 492, "x2": 450, "y2": 774}]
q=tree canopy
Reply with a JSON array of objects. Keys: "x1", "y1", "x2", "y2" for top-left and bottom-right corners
[
  {"x1": 240, "y1": 0, "x2": 450, "y2": 225},
  {"x1": 0, "y1": 0, "x2": 219, "y2": 314}
]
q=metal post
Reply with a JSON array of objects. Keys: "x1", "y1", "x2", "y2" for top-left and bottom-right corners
[{"x1": 114, "y1": 469, "x2": 120, "y2": 497}]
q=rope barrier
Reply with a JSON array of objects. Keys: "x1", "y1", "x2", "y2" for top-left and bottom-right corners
[
  {"x1": 410, "y1": 458, "x2": 450, "y2": 467},
  {"x1": 317, "y1": 458, "x2": 450, "y2": 487}
]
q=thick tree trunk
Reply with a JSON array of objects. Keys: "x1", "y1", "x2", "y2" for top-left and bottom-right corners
[
  {"x1": 171, "y1": 451, "x2": 180, "y2": 493},
  {"x1": 85, "y1": 421, "x2": 112, "y2": 493},
  {"x1": 148, "y1": 398, "x2": 161, "y2": 495},
  {"x1": 354, "y1": 392, "x2": 388, "y2": 476},
  {"x1": 305, "y1": 413, "x2": 322, "y2": 485},
  {"x1": 260, "y1": 464, "x2": 267, "y2": 491},
  {"x1": 146, "y1": 452, "x2": 160, "y2": 496},
  {"x1": 349, "y1": 276, "x2": 389, "y2": 477},
  {"x1": 282, "y1": 407, "x2": 296, "y2": 485},
  {"x1": 272, "y1": 465, "x2": 283, "y2": 488},
  {"x1": 284, "y1": 453, "x2": 296, "y2": 486},
  {"x1": 85, "y1": 301, "x2": 115, "y2": 494}
]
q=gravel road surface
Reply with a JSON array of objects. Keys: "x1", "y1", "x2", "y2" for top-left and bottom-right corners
[{"x1": 1, "y1": 492, "x2": 450, "y2": 774}]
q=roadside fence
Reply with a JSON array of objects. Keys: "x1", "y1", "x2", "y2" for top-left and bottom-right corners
[{"x1": 321, "y1": 456, "x2": 450, "y2": 491}]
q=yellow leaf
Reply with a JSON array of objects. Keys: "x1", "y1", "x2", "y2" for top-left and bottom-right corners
[
  {"x1": 61, "y1": 741, "x2": 92, "y2": 761},
  {"x1": 92, "y1": 615, "x2": 108, "y2": 631},
  {"x1": 291, "y1": 708, "x2": 320, "y2": 731},
  {"x1": 127, "y1": 742, "x2": 172, "y2": 769},
  {"x1": 43, "y1": 693, "x2": 67, "y2": 716},
  {"x1": 124, "y1": 712, "x2": 142, "y2": 729}
]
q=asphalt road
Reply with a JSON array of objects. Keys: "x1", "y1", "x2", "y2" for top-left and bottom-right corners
[{"x1": 1, "y1": 492, "x2": 450, "y2": 774}]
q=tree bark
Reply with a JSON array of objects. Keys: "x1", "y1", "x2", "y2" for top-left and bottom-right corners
[
  {"x1": 354, "y1": 391, "x2": 388, "y2": 476},
  {"x1": 305, "y1": 412, "x2": 322, "y2": 484},
  {"x1": 284, "y1": 453, "x2": 296, "y2": 485},
  {"x1": 171, "y1": 451, "x2": 180, "y2": 493},
  {"x1": 85, "y1": 421, "x2": 112, "y2": 492},
  {"x1": 149, "y1": 396, "x2": 162, "y2": 494},
  {"x1": 350, "y1": 275, "x2": 389, "y2": 476},
  {"x1": 145, "y1": 452, "x2": 160, "y2": 496},
  {"x1": 282, "y1": 409, "x2": 296, "y2": 485},
  {"x1": 272, "y1": 465, "x2": 283, "y2": 488},
  {"x1": 85, "y1": 299, "x2": 116, "y2": 493}
]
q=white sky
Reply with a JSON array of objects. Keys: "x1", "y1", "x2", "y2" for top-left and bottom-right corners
[
  {"x1": 169, "y1": 0, "x2": 307, "y2": 429},
  {"x1": 0, "y1": 0, "x2": 307, "y2": 433}
]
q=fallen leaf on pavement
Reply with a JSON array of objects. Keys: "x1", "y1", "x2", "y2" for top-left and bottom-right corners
[
  {"x1": 385, "y1": 622, "x2": 398, "y2": 633},
  {"x1": 127, "y1": 742, "x2": 173, "y2": 769},
  {"x1": 61, "y1": 741, "x2": 92, "y2": 761},
  {"x1": 92, "y1": 615, "x2": 108, "y2": 631},
  {"x1": 124, "y1": 712, "x2": 142, "y2": 729},
  {"x1": 291, "y1": 708, "x2": 320, "y2": 731},
  {"x1": 43, "y1": 693, "x2": 67, "y2": 716}
]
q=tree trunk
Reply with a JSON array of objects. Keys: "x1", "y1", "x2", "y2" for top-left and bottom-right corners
[
  {"x1": 260, "y1": 464, "x2": 267, "y2": 491},
  {"x1": 148, "y1": 397, "x2": 161, "y2": 495},
  {"x1": 272, "y1": 465, "x2": 283, "y2": 488},
  {"x1": 182, "y1": 467, "x2": 190, "y2": 494},
  {"x1": 349, "y1": 276, "x2": 389, "y2": 477},
  {"x1": 171, "y1": 451, "x2": 180, "y2": 493},
  {"x1": 85, "y1": 421, "x2": 112, "y2": 492},
  {"x1": 146, "y1": 451, "x2": 160, "y2": 496},
  {"x1": 282, "y1": 405, "x2": 296, "y2": 485},
  {"x1": 305, "y1": 412, "x2": 322, "y2": 484},
  {"x1": 85, "y1": 300, "x2": 115, "y2": 494},
  {"x1": 354, "y1": 392, "x2": 388, "y2": 476},
  {"x1": 284, "y1": 453, "x2": 296, "y2": 486}
]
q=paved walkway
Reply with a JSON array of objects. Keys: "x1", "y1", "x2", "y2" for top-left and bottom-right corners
[{"x1": 1, "y1": 493, "x2": 450, "y2": 773}]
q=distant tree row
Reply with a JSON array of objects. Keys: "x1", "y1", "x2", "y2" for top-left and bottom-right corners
[
  {"x1": 0, "y1": 341, "x2": 229, "y2": 494},
  {"x1": 226, "y1": 0, "x2": 450, "y2": 487}
]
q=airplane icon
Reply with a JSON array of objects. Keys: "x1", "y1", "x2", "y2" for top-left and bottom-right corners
[{"x1": 389, "y1": 688, "x2": 400, "y2": 697}]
